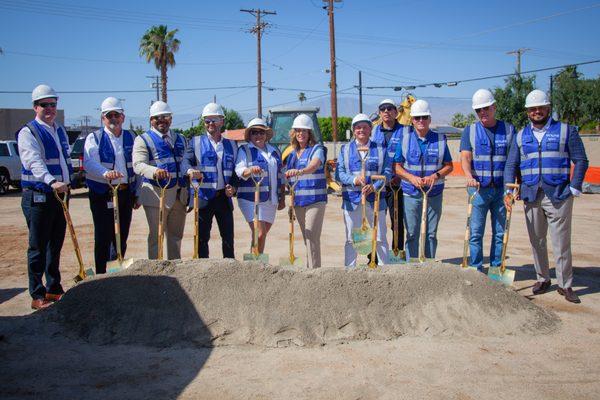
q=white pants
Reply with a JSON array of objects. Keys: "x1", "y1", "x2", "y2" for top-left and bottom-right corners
[{"x1": 343, "y1": 204, "x2": 389, "y2": 268}]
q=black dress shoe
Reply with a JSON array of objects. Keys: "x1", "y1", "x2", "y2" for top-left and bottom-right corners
[
  {"x1": 557, "y1": 287, "x2": 581, "y2": 304},
  {"x1": 532, "y1": 280, "x2": 551, "y2": 295}
]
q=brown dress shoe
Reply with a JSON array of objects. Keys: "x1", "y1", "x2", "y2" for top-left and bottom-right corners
[
  {"x1": 31, "y1": 299, "x2": 52, "y2": 310},
  {"x1": 532, "y1": 280, "x2": 551, "y2": 295},
  {"x1": 45, "y1": 293, "x2": 63, "y2": 302},
  {"x1": 557, "y1": 287, "x2": 581, "y2": 303}
]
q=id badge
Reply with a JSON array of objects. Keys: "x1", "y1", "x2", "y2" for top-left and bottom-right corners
[
  {"x1": 33, "y1": 193, "x2": 46, "y2": 203},
  {"x1": 107, "y1": 201, "x2": 114, "y2": 209}
]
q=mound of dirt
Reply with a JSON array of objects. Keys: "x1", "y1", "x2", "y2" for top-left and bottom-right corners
[{"x1": 45, "y1": 259, "x2": 559, "y2": 348}]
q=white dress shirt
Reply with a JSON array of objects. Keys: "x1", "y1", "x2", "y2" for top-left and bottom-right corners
[
  {"x1": 207, "y1": 134, "x2": 225, "y2": 190},
  {"x1": 83, "y1": 127, "x2": 128, "y2": 184},
  {"x1": 17, "y1": 117, "x2": 71, "y2": 185}
]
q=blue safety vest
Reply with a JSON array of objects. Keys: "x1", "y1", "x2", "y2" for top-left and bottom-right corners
[
  {"x1": 140, "y1": 130, "x2": 186, "y2": 189},
  {"x1": 85, "y1": 129, "x2": 136, "y2": 194},
  {"x1": 237, "y1": 144, "x2": 283, "y2": 202},
  {"x1": 401, "y1": 130, "x2": 446, "y2": 197},
  {"x1": 192, "y1": 134, "x2": 236, "y2": 200},
  {"x1": 516, "y1": 120, "x2": 570, "y2": 187},
  {"x1": 18, "y1": 120, "x2": 73, "y2": 193},
  {"x1": 468, "y1": 121, "x2": 514, "y2": 188},
  {"x1": 286, "y1": 145, "x2": 327, "y2": 207},
  {"x1": 341, "y1": 140, "x2": 386, "y2": 205},
  {"x1": 373, "y1": 123, "x2": 408, "y2": 159}
]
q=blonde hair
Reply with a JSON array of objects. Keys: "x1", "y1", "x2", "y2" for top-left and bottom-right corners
[{"x1": 290, "y1": 128, "x2": 317, "y2": 151}]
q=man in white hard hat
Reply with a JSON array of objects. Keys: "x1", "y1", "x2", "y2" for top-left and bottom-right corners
[
  {"x1": 373, "y1": 98, "x2": 409, "y2": 259},
  {"x1": 185, "y1": 103, "x2": 238, "y2": 258},
  {"x1": 133, "y1": 101, "x2": 196, "y2": 259},
  {"x1": 83, "y1": 97, "x2": 139, "y2": 273},
  {"x1": 17, "y1": 84, "x2": 72, "y2": 310},
  {"x1": 394, "y1": 100, "x2": 453, "y2": 260},
  {"x1": 505, "y1": 89, "x2": 588, "y2": 303},
  {"x1": 459, "y1": 89, "x2": 516, "y2": 272},
  {"x1": 335, "y1": 113, "x2": 392, "y2": 268}
]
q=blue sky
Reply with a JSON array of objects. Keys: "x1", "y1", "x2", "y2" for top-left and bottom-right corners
[{"x1": 1, "y1": 0, "x2": 599, "y2": 127}]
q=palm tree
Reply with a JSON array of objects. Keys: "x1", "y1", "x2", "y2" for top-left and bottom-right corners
[
  {"x1": 298, "y1": 92, "x2": 307, "y2": 104},
  {"x1": 139, "y1": 25, "x2": 180, "y2": 102}
]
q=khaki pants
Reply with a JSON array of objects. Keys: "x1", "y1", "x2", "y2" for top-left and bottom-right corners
[
  {"x1": 143, "y1": 198, "x2": 187, "y2": 260},
  {"x1": 524, "y1": 189, "x2": 574, "y2": 288},
  {"x1": 294, "y1": 201, "x2": 326, "y2": 268}
]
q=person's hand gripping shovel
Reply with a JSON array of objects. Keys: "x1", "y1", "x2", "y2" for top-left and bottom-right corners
[
  {"x1": 156, "y1": 174, "x2": 172, "y2": 261},
  {"x1": 279, "y1": 174, "x2": 302, "y2": 267},
  {"x1": 53, "y1": 188, "x2": 93, "y2": 283},
  {"x1": 488, "y1": 182, "x2": 519, "y2": 286},
  {"x1": 351, "y1": 146, "x2": 373, "y2": 255},
  {"x1": 460, "y1": 183, "x2": 480, "y2": 272},
  {"x1": 388, "y1": 183, "x2": 407, "y2": 264},
  {"x1": 362, "y1": 175, "x2": 386, "y2": 269},
  {"x1": 105, "y1": 179, "x2": 135, "y2": 272},
  {"x1": 243, "y1": 172, "x2": 269, "y2": 263}
]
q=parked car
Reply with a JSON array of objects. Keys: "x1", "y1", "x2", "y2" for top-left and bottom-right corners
[
  {"x1": 70, "y1": 136, "x2": 87, "y2": 189},
  {"x1": 0, "y1": 140, "x2": 22, "y2": 195}
]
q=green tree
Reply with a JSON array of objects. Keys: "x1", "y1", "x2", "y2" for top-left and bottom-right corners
[
  {"x1": 552, "y1": 66, "x2": 582, "y2": 126},
  {"x1": 128, "y1": 121, "x2": 144, "y2": 135},
  {"x1": 139, "y1": 25, "x2": 180, "y2": 102},
  {"x1": 493, "y1": 75, "x2": 536, "y2": 129},
  {"x1": 318, "y1": 116, "x2": 352, "y2": 141},
  {"x1": 450, "y1": 113, "x2": 476, "y2": 129}
]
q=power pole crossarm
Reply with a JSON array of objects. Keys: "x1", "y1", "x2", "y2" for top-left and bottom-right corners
[
  {"x1": 324, "y1": 0, "x2": 341, "y2": 143},
  {"x1": 507, "y1": 48, "x2": 530, "y2": 76}
]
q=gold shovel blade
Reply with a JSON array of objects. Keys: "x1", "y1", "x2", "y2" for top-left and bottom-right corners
[
  {"x1": 243, "y1": 253, "x2": 269, "y2": 263},
  {"x1": 279, "y1": 255, "x2": 303, "y2": 267},
  {"x1": 106, "y1": 258, "x2": 135, "y2": 273},
  {"x1": 487, "y1": 267, "x2": 516, "y2": 286}
]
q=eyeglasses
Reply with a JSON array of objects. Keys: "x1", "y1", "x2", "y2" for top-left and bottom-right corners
[
  {"x1": 379, "y1": 105, "x2": 396, "y2": 112},
  {"x1": 204, "y1": 118, "x2": 221, "y2": 124},
  {"x1": 38, "y1": 102, "x2": 57, "y2": 109},
  {"x1": 475, "y1": 106, "x2": 491, "y2": 113},
  {"x1": 250, "y1": 131, "x2": 266, "y2": 136},
  {"x1": 413, "y1": 116, "x2": 429, "y2": 121},
  {"x1": 152, "y1": 115, "x2": 171, "y2": 121},
  {"x1": 104, "y1": 112, "x2": 122, "y2": 119}
]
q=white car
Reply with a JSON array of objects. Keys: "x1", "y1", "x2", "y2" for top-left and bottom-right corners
[{"x1": 0, "y1": 140, "x2": 21, "y2": 195}]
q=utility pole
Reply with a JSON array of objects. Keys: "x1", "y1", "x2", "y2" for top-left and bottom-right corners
[
  {"x1": 213, "y1": 94, "x2": 217, "y2": 103},
  {"x1": 358, "y1": 70, "x2": 363, "y2": 113},
  {"x1": 507, "y1": 48, "x2": 530, "y2": 76},
  {"x1": 146, "y1": 75, "x2": 160, "y2": 102},
  {"x1": 324, "y1": 0, "x2": 341, "y2": 143},
  {"x1": 241, "y1": 8, "x2": 277, "y2": 119}
]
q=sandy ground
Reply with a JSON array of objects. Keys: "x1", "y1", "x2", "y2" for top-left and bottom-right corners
[{"x1": 1, "y1": 176, "x2": 600, "y2": 399}]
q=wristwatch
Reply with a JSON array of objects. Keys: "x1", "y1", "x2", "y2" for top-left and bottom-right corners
[
  {"x1": 435, "y1": 172, "x2": 441, "y2": 179},
  {"x1": 48, "y1": 179, "x2": 57, "y2": 186}
]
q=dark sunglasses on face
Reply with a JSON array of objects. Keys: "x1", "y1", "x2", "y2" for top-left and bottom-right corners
[
  {"x1": 413, "y1": 116, "x2": 429, "y2": 121},
  {"x1": 38, "y1": 102, "x2": 57, "y2": 109},
  {"x1": 152, "y1": 115, "x2": 171, "y2": 121},
  {"x1": 204, "y1": 118, "x2": 221, "y2": 124},
  {"x1": 475, "y1": 106, "x2": 491, "y2": 113},
  {"x1": 250, "y1": 130, "x2": 266, "y2": 136},
  {"x1": 379, "y1": 106, "x2": 396, "y2": 112},
  {"x1": 104, "y1": 112, "x2": 122, "y2": 119}
]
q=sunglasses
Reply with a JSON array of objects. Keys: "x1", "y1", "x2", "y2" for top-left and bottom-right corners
[
  {"x1": 152, "y1": 115, "x2": 171, "y2": 121},
  {"x1": 250, "y1": 131, "x2": 266, "y2": 136},
  {"x1": 38, "y1": 102, "x2": 57, "y2": 109},
  {"x1": 379, "y1": 106, "x2": 396, "y2": 112},
  {"x1": 475, "y1": 106, "x2": 491, "y2": 113},
  {"x1": 413, "y1": 116, "x2": 429, "y2": 121},
  {"x1": 204, "y1": 118, "x2": 221, "y2": 124},
  {"x1": 104, "y1": 112, "x2": 122, "y2": 119}
]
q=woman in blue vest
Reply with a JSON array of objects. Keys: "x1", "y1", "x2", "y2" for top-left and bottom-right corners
[
  {"x1": 84, "y1": 97, "x2": 138, "y2": 274},
  {"x1": 394, "y1": 100, "x2": 453, "y2": 261},
  {"x1": 284, "y1": 114, "x2": 327, "y2": 268},
  {"x1": 235, "y1": 118, "x2": 285, "y2": 256},
  {"x1": 335, "y1": 113, "x2": 392, "y2": 268}
]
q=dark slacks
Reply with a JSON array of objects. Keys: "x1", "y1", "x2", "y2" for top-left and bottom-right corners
[
  {"x1": 21, "y1": 189, "x2": 66, "y2": 300},
  {"x1": 197, "y1": 191, "x2": 235, "y2": 258},
  {"x1": 89, "y1": 188, "x2": 134, "y2": 273}
]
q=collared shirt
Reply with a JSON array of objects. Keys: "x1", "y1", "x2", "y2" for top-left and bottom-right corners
[
  {"x1": 235, "y1": 142, "x2": 279, "y2": 205},
  {"x1": 207, "y1": 134, "x2": 225, "y2": 190},
  {"x1": 531, "y1": 118, "x2": 553, "y2": 143},
  {"x1": 83, "y1": 126, "x2": 128, "y2": 184},
  {"x1": 17, "y1": 117, "x2": 71, "y2": 185}
]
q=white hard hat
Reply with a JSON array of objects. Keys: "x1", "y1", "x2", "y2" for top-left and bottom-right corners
[
  {"x1": 247, "y1": 117, "x2": 268, "y2": 129},
  {"x1": 149, "y1": 101, "x2": 172, "y2": 117},
  {"x1": 201, "y1": 102, "x2": 224, "y2": 118},
  {"x1": 525, "y1": 89, "x2": 551, "y2": 108},
  {"x1": 471, "y1": 89, "x2": 495, "y2": 109},
  {"x1": 292, "y1": 114, "x2": 314, "y2": 131},
  {"x1": 378, "y1": 98, "x2": 396, "y2": 109},
  {"x1": 32, "y1": 84, "x2": 58, "y2": 103},
  {"x1": 101, "y1": 97, "x2": 124, "y2": 114},
  {"x1": 410, "y1": 99, "x2": 431, "y2": 117},
  {"x1": 351, "y1": 113, "x2": 373, "y2": 128}
]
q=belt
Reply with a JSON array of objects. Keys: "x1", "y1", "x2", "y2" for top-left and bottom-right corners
[{"x1": 117, "y1": 183, "x2": 129, "y2": 191}]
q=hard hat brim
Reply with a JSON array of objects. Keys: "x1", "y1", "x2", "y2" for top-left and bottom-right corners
[
  {"x1": 525, "y1": 101, "x2": 551, "y2": 108},
  {"x1": 410, "y1": 112, "x2": 431, "y2": 117},
  {"x1": 33, "y1": 95, "x2": 58, "y2": 103},
  {"x1": 150, "y1": 111, "x2": 172, "y2": 117},
  {"x1": 102, "y1": 108, "x2": 124, "y2": 114},
  {"x1": 471, "y1": 100, "x2": 495, "y2": 110}
]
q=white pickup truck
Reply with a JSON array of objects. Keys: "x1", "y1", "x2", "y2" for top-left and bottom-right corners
[{"x1": 0, "y1": 140, "x2": 22, "y2": 195}]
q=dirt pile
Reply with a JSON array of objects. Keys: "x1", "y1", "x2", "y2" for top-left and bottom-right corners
[{"x1": 45, "y1": 259, "x2": 559, "y2": 348}]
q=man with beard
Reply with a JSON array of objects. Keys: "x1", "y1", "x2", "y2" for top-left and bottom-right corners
[
  {"x1": 17, "y1": 84, "x2": 72, "y2": 309},
  {"x1": 84, "y1": 97, "x2": 139, "y2": 273},
  {"x1": 133, "y1": 101, "x2": 196, "y2": 259},
  {"x1": 504, "y1": 89, "x2": 588, "y2": 303}
]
